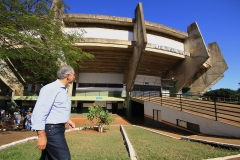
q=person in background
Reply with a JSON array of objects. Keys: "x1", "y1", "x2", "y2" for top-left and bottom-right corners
[
  {"x1": 25, "y1": 110, "x2": 32, "y2": 130},
  {"x1": 21, "y1": 107, "x2": 26, "y2": 116},
  {"x1": 31, "y1": 65, "x2": 75, "y2": 160},
  {"x1": 13, "y1": 108, "x2": 21, "y2": 130},
  {"x1": 0, "y1": 109, "x2": 5, "y2": 120},
  {"x1": 2, "y1": 113, "x2": 10, "y2": 124},
  {"x1": 22, "y1": 109, "x2": 27, "y2": 129}
]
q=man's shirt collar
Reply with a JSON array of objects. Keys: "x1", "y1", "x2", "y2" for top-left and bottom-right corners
[{"x1": 56, "y1": 79, "x2": 67, "y2": 89}]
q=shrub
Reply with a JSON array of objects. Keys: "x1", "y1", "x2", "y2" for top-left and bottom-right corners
[{"x1": 84, "y1": 104, "x2": 115, "y2": 132}]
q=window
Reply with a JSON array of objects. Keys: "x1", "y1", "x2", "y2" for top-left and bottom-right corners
[{"x1": 133, "y1": 85, "x2": 161, "y2": 91}]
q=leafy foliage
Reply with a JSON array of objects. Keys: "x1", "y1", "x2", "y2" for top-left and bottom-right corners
[
  {"x1": 0, "y1": 0, "x2": 93, "y2": 84},
  {"x1": 204, "y1": 88, "x2": 238, "y2": 98},
  {"x1": 84, "y1": 104, "x2": 115, "y2": 132},
  {"x1": 237, "y1": 88, "x2": 240, "y2": 96}
]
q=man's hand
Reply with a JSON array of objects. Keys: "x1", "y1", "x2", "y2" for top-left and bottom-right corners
[
  {"x1": 67, "y1": 119, "x2": 75, "y2": 130},
  {"x1": 36, "y1": 130, "x2": 47, "y2": 150}
]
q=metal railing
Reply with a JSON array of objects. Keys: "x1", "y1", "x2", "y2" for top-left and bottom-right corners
[
  {"x1": 131, "y1": 91, "x2": 240, "y2": 127},
  {"x1": 73, "y1": 90, "x2": 126, "y2": 97},
  {"x1": 16, "y1": 90, "x2": 127, "y2": 97}
]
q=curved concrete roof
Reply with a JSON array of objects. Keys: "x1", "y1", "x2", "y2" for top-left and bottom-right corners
[
  {"x1": 63, "y1": 14, "x2": 188, "y2": 39},
  {"x1": 63, "y1": 14, "x2": 134, "y2": 26},
  {"x1": 145, "y1": 21, "x2": 188, "y2": 39}
]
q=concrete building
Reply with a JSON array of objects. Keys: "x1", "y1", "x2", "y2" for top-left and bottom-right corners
[
  {"x1": 0, "y1": 2, "x2": 227, "y2": 116},
  {"x1": 2, "y1": 2, "x2": 240, "y2": 138}
]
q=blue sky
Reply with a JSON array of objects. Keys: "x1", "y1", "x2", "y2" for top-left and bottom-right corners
[{"x1": 64, "y1": 0, "x2": 240, "y2": 90}]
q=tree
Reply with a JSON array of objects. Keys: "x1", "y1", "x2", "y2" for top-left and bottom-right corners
[
  {"x1": 0, "y1": 0, "x2": 93, "y2": 84},
  {"x1": 237, "y1": 88, "x2": 240, "y2": 96},
  {"x1": 204, "y1": 88, "x2": 237, "y2": 98},
  {"x1": 84, "y1": 104, "x2": 115, "y2": 133}
]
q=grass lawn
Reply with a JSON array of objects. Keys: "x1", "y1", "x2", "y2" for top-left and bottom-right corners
[
  {"x1": 0, "y1": 125, "x2": 239, "y2": 160},
  {"x1": 0, "y1": 126, "x2": 130, "y2": 160},
  {"x1": 68, "y1": 126, "x2": 129, "y2": 160},
  {"x1": 123, "y1": 125, "x2": 240, "y2": 160}
]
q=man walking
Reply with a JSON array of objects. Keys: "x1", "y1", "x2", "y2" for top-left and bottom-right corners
[{"x1": 31, "y1": 65, "x2": 75, "y2": 160}]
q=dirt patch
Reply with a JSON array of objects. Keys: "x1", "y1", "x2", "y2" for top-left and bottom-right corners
[
  {"x1": 0, "y1": 114, "x2": 129, "y2": 147},
  {"x1": 0, "y1": 130, "x2": 36, "y2": 146}
]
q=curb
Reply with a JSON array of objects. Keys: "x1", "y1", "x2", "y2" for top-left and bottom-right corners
[
  {"x1": 205, "y1": 154, "x2": 240, "y2": 160},
  {"x1": 120, "y1": 125, "x2": 137, "y2": 160},
  {"x1": 0, "y1": 128, "x2": 83, "y2": 151},
  {"x1": 65, "y1": 127, "x2": 83, "y2": 132},
  {"x1": 181, "y1": 136, "x2": 240, "y2": 149},
  {"x1": 0, "y1": 136, "x2": 38, "y2": 150}
]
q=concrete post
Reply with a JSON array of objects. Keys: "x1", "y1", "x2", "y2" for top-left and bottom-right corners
[
  {"x1": 0, "y1": 60, "x2": 24, "y2": 96},
  {"x1": 123, "y1": 2, "x2": 147, "y2": 118},
  {"x1": 124, "y1": 2, "x2": 147, "y2": 94},
  {"x1": 51, "y1": 0, "x2": 64, "y2": 21}
]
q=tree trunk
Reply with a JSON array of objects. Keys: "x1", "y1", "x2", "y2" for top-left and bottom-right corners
[{"x1": 98, "y1": 125, "x2": 103, "y2": 133}]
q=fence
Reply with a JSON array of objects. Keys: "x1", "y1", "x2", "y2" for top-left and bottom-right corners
[
  {"x1": 131, "y1": 91, "x2": 240, "y2": 127},
  {"x1": 74, "y1": 91, "x2": 126, "y2": 97}
]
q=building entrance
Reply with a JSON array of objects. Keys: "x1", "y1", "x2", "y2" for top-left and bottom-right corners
[{"x1": 112, "y1": 103, "x2": 118, "y2": 114}]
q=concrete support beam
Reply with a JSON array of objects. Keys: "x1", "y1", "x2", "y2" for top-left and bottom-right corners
[
  {"x1": 70, "y1": 69, "x2": 80, "y2": 97},
  {"x1": 124, "y1": 2, "x2": 147, "y2": 95},
  {"x1": 52, "y1": 1, "x2": 71, "y2": 94},
  {"x1": 0, "y1": 60, "x2": 24, "y2": 96},
  {"x1": 162, "y1": 22, "x2": 209, "y2": 92},
  {"x1": 51, "y1": 0, "x2": 64, "y2": 20},
  {"x1": 202, "y1": 74, "x2": 224, "y2": 93},
  {"x1": 67, "y1": 83, "x2": 73, "y2": 96},
  {"x1": 189, "y1": 42, "x2": 228, "y2": 94}
]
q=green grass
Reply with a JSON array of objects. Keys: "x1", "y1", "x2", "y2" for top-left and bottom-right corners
[
  {"x1": 0, "y1": 125, "x2": 239, "y2": 160},
  {"x1": 0, "y1": 126, "x2": 129, "y2": 160},
  {"x1": 0, "y1": 141, "x2": 40, "y2": 160},
  {"x1": 68, "y1": 126, "x2": 129, "y2": 160},
  {"x1": 123, "y1": 126, "x2": 240, "y2": 160}
]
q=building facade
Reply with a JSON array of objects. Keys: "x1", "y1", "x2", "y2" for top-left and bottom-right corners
[{"x1": 0, "y1": 2, "x2": 227, "y2": 116}]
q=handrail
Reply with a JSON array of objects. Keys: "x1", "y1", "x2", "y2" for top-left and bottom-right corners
[{"x1": 131, "y1": 91, "x2": 240, "y2": 127}]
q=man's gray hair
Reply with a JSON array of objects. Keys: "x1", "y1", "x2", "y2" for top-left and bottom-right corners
[{"x1": 57, "y1": 65, "x2": 73, "y2": 79}]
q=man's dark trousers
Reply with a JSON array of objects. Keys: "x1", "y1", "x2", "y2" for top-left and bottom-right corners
[{"x1": 40, "y1": 124, "x2": 70, "y2": 160}]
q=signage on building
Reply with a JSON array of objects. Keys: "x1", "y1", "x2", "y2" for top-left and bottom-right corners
[
  {"x1": 151, "y1": 44, "x2": 190, "y2": 57},
  {"x1": 96, "y1": 96, "x2": 103, "y2": 100}
]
